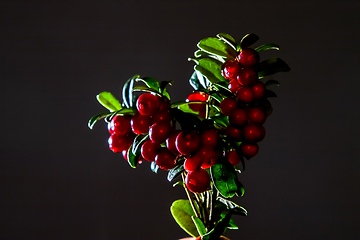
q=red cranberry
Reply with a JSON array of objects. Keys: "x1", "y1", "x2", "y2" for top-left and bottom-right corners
[
  {"x1": 243, "y1": 123, "x2": 265, "y2": 143},
  {"x1": 228, "y1": 79, "x2": 241, "y2": 94},
  {"x1": 131, "y1": 113, "x2": 152, "y2": 135},
  {"x1": 108, "y1": 133, "x2": 133, "y2": 153},
  {"x1": 186, "y1": 169, "x2": 211, "y2": 193},
  {"x1": 166, "y1": 130, "x2": 181, "y2": 155},
  {"x1": 152, "y1": 110, "x2": 172, "y2": 123},
  {"x1": 237, "y1": 67, "x2": 258, "y2": 87},
  {"x1": 136, "y1": 93, "x2": 160, "y2": 116},
  {"x1": 240, "y1": 143, "x2": 259, "y2": 159},
  {"x1": 176, "y1": 130, "x2": 201, "y2": 156},
  {"x1": 226, "y1": 125, "x2": 242, "y2": 140},
  {"x1": 252, "y1": 81, "x2": 266, "y2": 99},
  {"x1": 248, "y1": 107, "x2": 266, "y2": 125},
  {"x1": 108, "y1": 115, "x2": 132, "y2": 135},
  {"x1": 149, "y1": 121, "x2": 173, "y2": 144},
  {"x1": 227, "y1": 150, "x2": 242, "y2": 165},
  {"x1": 219, "y1": 98, "x2": 238, "y2": 116},
  {"x1": 159, "y1": 97, "x2": 170, "y2": 110},
  {"x1": 155, "y1": 148, "x2": 177, "y2": 170},
  {"x1": 237, "y1": 86, "x2": 254, "y2": 103},
  {"x1": 238, "y1": 48, "x2": 259, "y2": 67},
  {"x1": 186, "y1": 92, "x2": 208, "y2": 112},
  {"x1": 184, "y1": 154, "x2": 203, "y2": 172},
  {"x1": 201, "y1": 129, "x2": 219, "y2": 148},
  {"x1": 141, "y1": 140, "x2": 161, "y2": 162},
  {"x1": 198, "y1": 147, "x2": 220, "y2": 169},
  {"x1": 229, "y1": 108, "x2": 248, "y2": 127},
  {"x1": 221, "y1": 60, "x2": 241, "y2": 80}
]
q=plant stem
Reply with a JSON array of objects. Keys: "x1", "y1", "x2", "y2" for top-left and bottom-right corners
[{"x1": 182, "y1": 172, "x2": 201, "y2": 220}]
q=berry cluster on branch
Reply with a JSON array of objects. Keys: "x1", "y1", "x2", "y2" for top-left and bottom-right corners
[{"x1": 88, "y1": 33, "x2": 290, "y2": 240}]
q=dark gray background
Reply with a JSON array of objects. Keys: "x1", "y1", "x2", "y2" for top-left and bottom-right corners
[{"x1": 1, "y1": 0, "x2": 359, "y2": 239}]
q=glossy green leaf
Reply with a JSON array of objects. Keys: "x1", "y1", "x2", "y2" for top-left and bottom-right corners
[
  {"x1": 136, "y1": 77, "x2": 161, "y2": 91},
  {"x1": 191, "y1": 216, "x2": 207, "y2": 237},
  {"x1": 212, "y1": 82, "x2": 232, "y2": 94},
  {"x1": 189, "y1": 71, "x2": 207, "y2": 90},
  {"x1": 160, "y1": 81, "x2": 172, "y2": 100},
  {"x1": 198, "y1": 37, "x2": 237, "y2": 59},
  {"x1": 104, "y1": 107, "x2": 137, "y2": 123},
  {"x1": 173, "y1": 181, "x2": 185, "y2": 188},
  {"x1": 216, "y1": 33, "x2": 237, "y2": 50},
  {"x1": 235, "y1": 179, "x2": 245, "y2": 197},
  {"x1": 216, "y1": 197, "x2": 247, "y2": 216},
  {"x1": 122, "y1": 75, "x2": 138, "y2": 108},
  {"x1": 210, "y1": 162, "x2": 238, "y2": 198},
  {"x1": 263, "y1": 89, "x2": 277, "y2": 98},
  {"x1": 150, "y1": 161, "x2": 159, "y2": 173},
  {"x1": 170, "y1": 199, "x2": 199, "y2": 238},
  {"x1": 219, "y1": 213, "x2": 238, "y2": 229},
  {"x1": 194, "y1": 58, "x2": 226, "y2": 84},
  {"x1": 265, "y1": 79, "x2": 280, "y2": 87},
  {"x1": 170, "y1": 108, "x2": 202, "y2": 130},
  {"x1": 240, "y1": 33, "x2": 259, "y2": 49},
  {"x1": 168, "y1": 164, "x2": 185, "y2": 182},
  {"x1": 127, "y1": 134, "x2": 149, "y2": 168},
  {"x1": 88, "y1": 112, "x2": 111, "y2": 129},
  {"x1": 96, "y1": 92, "x2": 122, "y2": 112},
  {"x1": 202, "y1": 212, "x2": 232, "y2": 240},
  {"x1": 255, "y1": 43, "x2": 280, "y2": 52},
  {"x1": 132, "y1": 86, "x2": 161, "y2": 96},
  {"x1": 255, "y1": 57, "x2": 291, "y2": 78},
  {"x1": 210, "y1": 114, "x2": 229, "y2": 128},
  {"x1": 194, "y1": 50, "x2": 226, "y2": 63}
]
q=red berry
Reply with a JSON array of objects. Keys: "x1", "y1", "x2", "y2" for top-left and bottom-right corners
[
  {"x1": 237, "y1": 67, "x2": 258, "y2": 87},
  {"x1": 226, "y1": 125, "x2": 242, "y2": 140},
  {"x1": 227, "y1": 150, "x2": 242, "y2": 165},
  {"x1": 229, "y1": 108, "x2": 248, "y2": 127},
  {"x1": 131, "y1": 113, "x2": 152, "y2": 135},
  {"x1": 221, "y1": 60, "x2": 241, "y2": 80},
  {"x1": 141, "y1": 140, "x2": 161, "y2": 162},
  {"x1": 228, "y1": 79, "x2": 241, "y2": 94},
  {"x1": 155, "y1": 148, "x2": 177, "y2": 170},
  {"x1": 237, "y1": 86, "x2": 254, "y2": 103},
  {"x1": 108, "y1": 115, "x2": 132, "y2": 135},
  {"x1": 166, "y1": 130, "x2": 182, "y2": 155},
  {"x1": 184, "y1": 154, "x2": 203, "y2": 172},
  {"x1": 248, "y1": 107, "x2": 266, "y2": 125},
  {"x1": 136, "y1": 93, "x2": 160, "y2": 116},
  {"x1": 186, "y1": 169, "x2": 210, "y2": 193},
  {"x1": 243, "y1": 123, "x2": 265, "y2": 143},
  {"x1": 176, "y1": 130, "x2": 201, "y2": 156},
  {"x1": 152, "y1": 110, "x2": 172, "y2": 123},
  {"x1": 240, "y1": 143, "x2": 259, "y2": 159},
  {"x1": 197, "y1": 147, "x2": 220, "y2": 169},
  {"x1": 219, "y1": 98, "x2": 237, "y2": 116},
  {"x1": 108, "y1": 133, "x2": 132, "y2": 153},
  {"x1": 122, "y1": 150, "x2": 129, "y2": 161},
  {"x1": 238, "y1": 48, "x2": 259, "y2": 67},
  {"x1": 159, "y1": 97, "x2": 170, "y2": 110},
  {"x1": 186, "y1": 92, "x2": 208, "y2": 112},
  {"x1": 252, "y1": 81, "x2": 266, "y2": 99},
  {"x1": 149, "y1": 121, "x2": 173, "y2": 144},
  {"x1": 201, "y1": 129, "x2": 219, "y2": 148}
]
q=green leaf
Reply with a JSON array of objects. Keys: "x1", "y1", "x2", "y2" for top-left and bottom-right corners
[
  {"x1": 264, "y1": 79, "x2": 280, "y2": 87},
  {"x1": 127, "y1": 134, "x2": 149, "y2": 168},
  {"x1": 210, "y1": 162, "x2": 238, "y2": 198},
  {"x1": 202, "y1": 212, "x2": 232, "y2": 240},
  {"x1": 235, "y1": 179, "x2": 245, "y2": 197},
  {"x1": 132, "y1": 86, "x2": 161, "y2": 96},
  {"x1": 168, "y1": 164, "x2": 185, "y2": 182},
  {"x1": 216, "y1": 197, "x2": 247, "y2": 216},
  {"x1": 194, "y1": 50, "x2": 226, "y2": 63},
  {"x1": 240, "y1": 33, "x2": 259, "y2": 49},
  {"x1": 136, "y1": 77, "x2": 161, "y2": 91},
  {"x1": 255, "y1": 43, "x2": 280, "y2": 52},
  {"x1": 96, "y1": 92, "x2": 122, "y2": 112},
  {"x1": 150, "y1": 161, "x2": 159, "y2": 173},
  {"x1": 191, "y1": 216, "x2": 207, "y2": 237},
  {"x1": 216, "y1": 33, "x2": 237, "y2": 50},
  {"x1": 198, "y1": 37, "x2": 237, "y2": 59},
  {"x1": 255, "y1": 57, "x2": 291, "y2": 78},
  {"x1": 170, "y1": 199, "x2": 199, "y2": 238},
  {"x1": 263, "y1": 89, "x2": 277, "y2": 98},
  {"x1": 226, "y1": 216, "x2": 238, "y2": 230},
  {"x1": 173, "y1": 181, "x2": 185, "y2": 188},
  {"x1": 160, "y1": 80, "x2": 172, "y2": 100},
  {"x1": 122, "y1": 75, "x2": 138, "y2": 108},
  {"x1": 210, "y1": 114, "x2": 229, "y2": 128},
  {"x1": 104, "y1": 107, "x2": 137, "y2": 123},
  {"x1": 88, "y1": 112, "x2": 111, "y2": 129},
  {"x1": 170, "y1": 108, "x2": 202, "y2": 130},
  {"x1": 194, "y1": 58, "x2": 226, "y2": 84},
  {"x1": 189, "y1": 71, "x2": 208, "y2": 90}
]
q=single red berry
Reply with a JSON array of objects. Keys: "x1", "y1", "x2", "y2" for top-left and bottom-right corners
[
  {"x1": 248, "y1": 107, "x2": 266, "y2": 125},
  {"x1": 252, "y1": 81, "x2": 266, "y2": 99},
  {"x1": 240, "y1": 143, "x2": 259, "y2": 159},
  {"x1": 243, "y1": 123, "x2": 265, "y2": 143},
  {"x1": 108, "y1": 115, "x2": 132, "y2": 135},
  {"x1": 108, "y1": 133, "x2": 132, "y2": 153},
  {"x1": 130, "y1": 113, "x2": 152, "y2": 135},
  {"x1": 237, "y1": 67, "x2": 258, "y2": 87},
  {"x1": 201, "y1": 129, "x2": 219, "y2": 148},
  {"x1": 226, "y1": 125, "x2": 242, "y2": 140},
  {"x1": 229, "y1": 108, "x2": 248, "y2": 127},
  {"x1": 221, "y1": 60, "x2": 241, "y2": 80},
  {"x1": 237, "y1": 86, "x2": 254, "y2": 103},
  {"x1": 219, "y1": 98, "x2": 238, "y2": 116},
  {"x1": 197, "y1": 147, "x2": 220, "y2": 169},
  {"x1": 141, "y1": 140, "x2": 161, "y2": 162},
  {"x1": 227, "y1": 150, "x2": 242, "y2": 165},
  {"x1": 228, "y1": 79, "x2": 241, "y2": 94},
  {"x1": 238, "y1": 48, "x2": 260, "y2": 67},
  {"x1": 136, "y1": 93, "x2": 160, "y2": 116},
  {"x1": 186, "y1": 92, "x2": 208, "y2": 112},
  {"x1": 166, "y1": 130, "x2": 182, "y2": 155},
  {"x1": 176, "y1": 130, "x2": 201, "y2": 156},
  {"x1": 149, "y1": 121, "x2": 173, "y2": 144},
  {"x1": 186, "y1": 169, "x2": 211, "y2": 193},
  {"x1": 159, "y1": 97, "x2": 170, "y2": 110},
  {"x1": 152, "y1": 110, "x2": 172, "y2": 123},
  {"x1": 184, "y1": 154, "x2": 203, "y2": 172},
  {"x1": 155, "y1": 148, "x2": 177, "y2": 170}
]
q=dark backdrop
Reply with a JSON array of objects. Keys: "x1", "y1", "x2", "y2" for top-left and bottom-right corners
[{"x1": 1, "y1": 1, "x2": 360, "y2": 239}]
